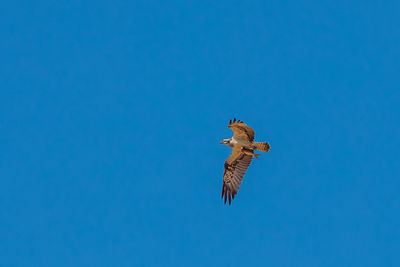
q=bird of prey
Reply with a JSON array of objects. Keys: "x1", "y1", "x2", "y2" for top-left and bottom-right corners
[{"x1": 220, "y1": 118, "x2": 270, "y2": 205}]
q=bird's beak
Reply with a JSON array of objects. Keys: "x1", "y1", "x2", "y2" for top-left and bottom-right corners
[{"x1": 219, "y1": 141, "x2": 224, "y2": 144}]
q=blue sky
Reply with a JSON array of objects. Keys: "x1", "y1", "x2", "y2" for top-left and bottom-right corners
[{"x1": 1, "y1": 1, "x2": 399, "y2": 266}]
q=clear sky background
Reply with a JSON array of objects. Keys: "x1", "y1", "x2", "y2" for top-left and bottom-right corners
[{"x1": 1, "y1": 1, "x2": 399, "y2": 266}]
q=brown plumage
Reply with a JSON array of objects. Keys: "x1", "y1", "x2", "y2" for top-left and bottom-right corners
[
  {"x1": 253, "y1": 142, "x2": 271, "y2": 153},
  {"x1": 220, "y1": 118, "x2": 270, "y2": 205},
  {"x1": 228, "y1": 118, "x2": 255, "y2": 144}
]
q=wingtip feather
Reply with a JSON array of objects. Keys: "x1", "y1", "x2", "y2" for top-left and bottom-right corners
[{"x1": 229, "y1": 118, "x2": 244, "y2": 125}]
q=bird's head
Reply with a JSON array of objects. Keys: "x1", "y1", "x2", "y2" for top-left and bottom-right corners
[{"x1": 220, "y1": 138, "x2": 232, "y2": 146}]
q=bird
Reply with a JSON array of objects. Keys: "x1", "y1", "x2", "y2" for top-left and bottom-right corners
[{"x1": 220, "y1": 118, "x2": 270, "y2": 205}]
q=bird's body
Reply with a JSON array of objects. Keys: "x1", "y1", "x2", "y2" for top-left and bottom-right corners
[
  {"x1": 220, "y1": 118, "x2": 270, "y2": 205},
  {"x1": 229, "y1": 137, "x2": 239, "y2": 145}
]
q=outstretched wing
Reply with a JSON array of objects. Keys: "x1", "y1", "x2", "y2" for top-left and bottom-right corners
[
  {"x1": 228, "y1": 118, "x2": 255, "y2": 143},
  {"x1": 222, "y1": 146, "x2": 254, "y2": 205}
]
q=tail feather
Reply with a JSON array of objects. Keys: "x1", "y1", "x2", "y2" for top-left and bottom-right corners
[{"x1": 254, "y1": 142, "x2": 270, "y2": 153}]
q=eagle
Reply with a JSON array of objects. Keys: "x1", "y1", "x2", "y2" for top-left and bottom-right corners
[{"x1": 220, "y1": 118, "x2": 270, "y2": 205}]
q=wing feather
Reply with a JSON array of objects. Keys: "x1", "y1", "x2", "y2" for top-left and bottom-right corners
[
  {"x1": 228, "y1": 118, "x2": 255, "y2": 143},
  {"x1": 222, "y1": 146, "x2": 254, "y2": 205}
]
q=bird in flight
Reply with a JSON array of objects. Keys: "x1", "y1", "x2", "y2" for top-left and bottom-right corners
[{"x1": 220, "y1": 118, "x2": 270, "y2": 205}]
